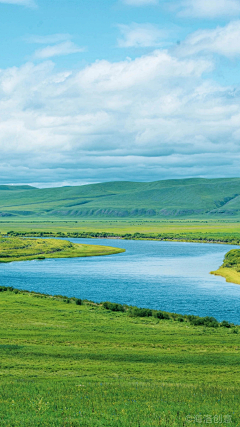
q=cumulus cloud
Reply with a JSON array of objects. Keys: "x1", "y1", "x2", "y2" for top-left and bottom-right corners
[
  {"x1": 178, "y1": 0, "x2": 240, "y2": 18},
  {"x1": 176, "y1": 21, "x2": 240, "y2": 58},
  {"x1": 117, "y1": 23, "x2": 167, "y2": 48},
  {"x1": 0, "y1": 0, "x2": 36, "y2": 7},
  {"x1": 75, "y1": 50, "x2": 212, "y2": 91},
  {"x1": 1, "y1": 43, "x2": 240, "y2": 185}
]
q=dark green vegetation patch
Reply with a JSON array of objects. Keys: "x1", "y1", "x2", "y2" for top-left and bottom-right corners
[
  {"x1": 102, "y1": 299, "x2": 234, "y2": 328},
  {"x1": 222, "y1": 249, "x2": 240, "y2": 271}
]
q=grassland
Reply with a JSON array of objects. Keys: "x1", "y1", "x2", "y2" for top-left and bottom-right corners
[
  {"x1": 0, "y1": 237, "x2": 124, "y2": 263},
  {"x1": 0, "y1": 288, "x2": 239, "y2": 426}
]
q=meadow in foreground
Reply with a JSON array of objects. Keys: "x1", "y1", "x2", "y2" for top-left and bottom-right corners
[{"x1": 0, "y1": 288, "x2": 239, "y2": 426}]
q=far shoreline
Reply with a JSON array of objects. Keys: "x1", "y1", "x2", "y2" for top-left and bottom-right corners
[{"x1": 4, "y1": 230, "x2": 240, "y2": 246}]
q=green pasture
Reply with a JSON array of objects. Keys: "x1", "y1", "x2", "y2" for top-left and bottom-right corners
[{"x1": 0, "y1": 289, "x2": 239, "y2": 426}]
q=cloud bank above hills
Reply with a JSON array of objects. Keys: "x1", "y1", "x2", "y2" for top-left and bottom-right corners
[{"x1": 0, "y1": 0, "x2": 240, "y2": 185}]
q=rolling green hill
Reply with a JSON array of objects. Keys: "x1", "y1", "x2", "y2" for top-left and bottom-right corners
[{"x1": 0, "y1": 178, "x2": 240, "y2": 218}]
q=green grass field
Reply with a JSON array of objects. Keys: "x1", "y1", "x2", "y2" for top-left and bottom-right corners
[
  {"x1": 0, "y1": 236, "x2": 124, "y2": 263},
  {"x1": 0, "y1": 289, "x2": 239, "y2": 426}
]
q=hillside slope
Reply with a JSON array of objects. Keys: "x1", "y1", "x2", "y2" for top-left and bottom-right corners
[{"x1": 0, "y1": 178, "x2": 240, "y2": 218}]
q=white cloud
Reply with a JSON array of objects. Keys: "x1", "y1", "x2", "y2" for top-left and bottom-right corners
[
  {"x1": 34, "y1": 41, "x2": 84, "y2": 59},
  {"x1": 178, "y1": 0, "x2": 240, "y2": 18},
  {"x1": 122, "y1": 0, "x2": 158, "y2": 6},
  {"x1": 0, "y1": 0, "x2": 36, "y2": 7},
  {"x1": 122, "y1": 0, "x2": 240, "y2": 18},
  {"x1": 75, "y1": 50, "x2": 212, "y2": 92},
  {"x1": 117, "y1": 23, "x2": 167, "y2": 48},
  {"x1": 0, "y1": 46, "x2": 240, "y2": 184},
  {"x1": 26, "y1": 34, "x2": 84, "y2": 59},
  {"x1": 177, "y1": 21, "x2": 240, "y2": 58}
]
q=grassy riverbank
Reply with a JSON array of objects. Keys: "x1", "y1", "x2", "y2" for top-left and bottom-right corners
[
  {"x1": 0, "y1": 237, "x2": 124, "y2": 263},
  {"x1": 0, "y1": 288, "x2": 239, "y2": 426},
  {"x1": 1, "y1": 219, "x2": 240, "y2": 245},
  {"x1": 211, "y1": 249, "x2": 240, "y2": 285}
]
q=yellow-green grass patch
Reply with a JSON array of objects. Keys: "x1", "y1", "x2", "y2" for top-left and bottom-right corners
[{"x1": 0, "y1": 236, "x2": 124, "y2": 263}]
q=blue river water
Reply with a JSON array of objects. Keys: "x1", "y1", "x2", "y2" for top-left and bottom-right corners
[{"x1": 1, "y1": 238, "x2": 240, "y2": 324}]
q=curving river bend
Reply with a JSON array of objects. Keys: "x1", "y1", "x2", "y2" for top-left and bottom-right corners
[{"x1": 1, "y1": 238, "x2": 240, "y2": 323}]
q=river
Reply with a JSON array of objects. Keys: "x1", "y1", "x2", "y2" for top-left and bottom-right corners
[{"x1": 1, "y1": 238, "x2": 240, "y2": 323}]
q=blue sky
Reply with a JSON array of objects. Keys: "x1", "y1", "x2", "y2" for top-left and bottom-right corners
[{"x1": 1, "y1": 0, "x2": 240, "y2": 186}]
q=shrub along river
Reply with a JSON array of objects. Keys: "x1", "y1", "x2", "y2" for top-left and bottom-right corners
[{"x1": 1, "y1": 238, "x2": 240, "y2": 323}]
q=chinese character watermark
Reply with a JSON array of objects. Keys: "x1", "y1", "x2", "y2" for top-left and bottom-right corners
[{"x1": 186, "y1": 414, "x2": 232, "y2": 424}]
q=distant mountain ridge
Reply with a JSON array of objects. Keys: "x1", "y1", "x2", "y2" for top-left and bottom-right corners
[{"x1": 0, "y1": 178, "x2": 240, "y2": 218}]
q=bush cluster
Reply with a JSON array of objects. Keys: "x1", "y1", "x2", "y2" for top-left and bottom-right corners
[
  {"x1": 222, "y1": 249, "x2": 240, "y2": 271},
  {"x1": 187, "y1": 315, "x2": 219, "y2": 328},
  {"x1": 220, "y1": 320, "x2": 232, "y2": 328},
  {"x1": 129, "y1": 307, "x2": 153, "y2": 317},
  {"x1": 102, "y1": 301, "x2": 125, "y2": 312},
  {"x1": 101, "y1": 300, "x2": 236, "y2": 329},
  {"x1": 0, "y1": 286, "x2": 14, "y2": 292},
  {"x1": 187, "y1": 315, "x2": 233, "y2": 328},
  {"x1": 154, "y1": 311, "x2": 170, "y2": 320}
]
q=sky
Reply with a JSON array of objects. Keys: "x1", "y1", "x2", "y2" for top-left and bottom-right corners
[{"x1": 1, "y1": 0, "x2": 240, "y2": 187}]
